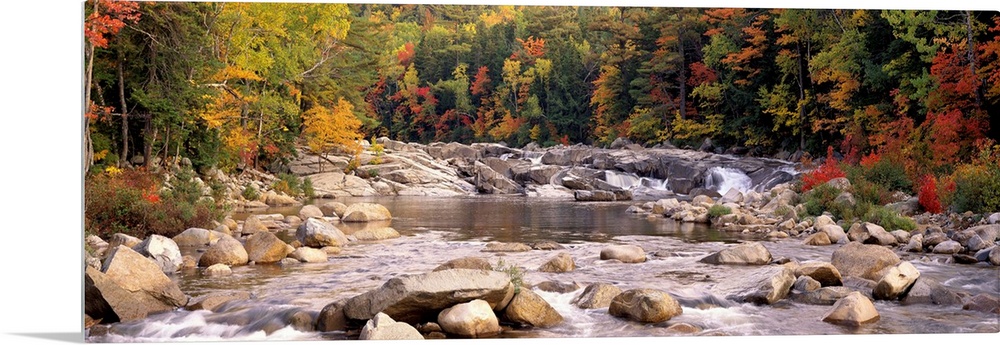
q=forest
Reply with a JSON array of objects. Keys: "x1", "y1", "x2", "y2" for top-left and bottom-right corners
[{"x1": 85, "y1": 2, "x2": 999, "y2": 195}]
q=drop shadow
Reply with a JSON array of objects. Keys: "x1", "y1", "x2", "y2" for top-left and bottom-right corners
[{"x1": 8, "y1": 332, "x2": 83, "y2": 343}]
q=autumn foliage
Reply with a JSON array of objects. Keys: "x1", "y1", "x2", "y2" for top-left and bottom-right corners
[
  {"x1": 917, "y1": 175, "x2": 943, "y2": 214},
  {"x1": 801, "y1": 147, "x2": 846, "y2": 192}
]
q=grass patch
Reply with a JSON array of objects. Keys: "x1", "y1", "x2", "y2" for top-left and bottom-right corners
[{"x1": 708, "y1": 205, "x2": 732, "y2": 218}]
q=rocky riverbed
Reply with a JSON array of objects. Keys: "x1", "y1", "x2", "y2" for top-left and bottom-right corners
[{"x1": 83, "y1": 141, "x2": 1000, "y2": 342}]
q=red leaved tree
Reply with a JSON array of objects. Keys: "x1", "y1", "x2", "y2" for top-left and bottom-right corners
[{"x1": 801, "y1": 146, "x2": 846, "y2": 192}]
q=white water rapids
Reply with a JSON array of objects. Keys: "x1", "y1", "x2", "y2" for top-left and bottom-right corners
[{"x1": 85, "y1": 197, "x2": 999, "y2": 343}]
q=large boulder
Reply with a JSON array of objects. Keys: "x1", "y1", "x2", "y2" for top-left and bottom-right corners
[
  {"x1": 198, "y1": 235, "x2": 249, "y2": 267},
  {"x1": 571, "y1": 283, "x2": 623, "y2": 309},
  {"x1": 817, "y1": 225, "x2": 848, "y2": 244},
  {"x1": 831, "y1": 242, "x2": 901, "y2": 281},
  {"x1": 873, "y1": 261, "x2": 920, "y2": 300},
  {"x1": 433, "y1": 257, "x2": 493, "y2": 272},
  {"x1": 342, "y1": 203, "x2": 393, "y2": 222},
  {"x1": 298, "y1": 205, "x2": 324, "y2": 220},
  {"x1": 172, "y1": 228, "x2": 225, "y2": 247},
  {"x1": 794, "y1": 262, "x2": 843, "y2": 287},
  {"x1": 289, "y1": 247, "x2": 329, "y2": 263},
  {"x1": 803, "y1": 232, "x2": 832, "y2": 246},
  {"x1": 847, "y1": 222, "x2": 896, "y2": 246},
  {"x1": 319, "y1": 202, "x2": 348, "y2": 217},
  {"x1": 502, "y1": 289, "x2": 563, "y2": 328},
  {"x1": 107, "y1": 233, "x2": 142, "y2": 251},
  {"x1": 822, "y1": 292, "x2": 880, "y2": 326},
  {"x1": 482, "y1": 242, "x2": 532, "y2": 252},
  {"x1": 710, "y1": 266, "x2": 795, "y2": 305},
  {"x1": 85, "y1": 246, "x2": 188, "y2": 323},
  {"x1": 991, "y1": 246, "x2": 1000, "y2": 266},
  {"x1": 932, "y1": 240, "x2": 963, "y2": 254},
  {"x1": 599, "y1": 245, "x2": 646, "y2": 263},
  {"x1": 437, "y1": 299, "x2": 501, "y2": 338},
  {"x1": 354, "y1": 227, "x2": 401, "y2": 241},
  {"x1": 296, "y1": 218, "x2": 349, "y2": 248},
  {"x1": 902, "y1": 234, "x2": 924, "y2": 252},
  {"x1": 699, "y1": 242, "x2": 772, "y2": 265},
  {"x1": 343, "y1": 269, "x2": 515, "y2": 324},
  {"x1": 244, "y1": 232, "x2": 293, "y2": 264},
  {"x1": 538, "y1": 252, "x2": 575, "y2": 273},
  {"x1": 358, "y1": 312, "x2": 424, "y2": 340},
  {"x1": 608, "y1": 289, "x2": 683, "y2": 323},
  {"x1": 242, "y1": 215, "x2": 269, "y2": 235},
  {"x1": 574, "y1": 190, "x2": 617, "y2": 202},
  {"x1": 132, "y1": 235, "x2": 183, "y2": 274}
]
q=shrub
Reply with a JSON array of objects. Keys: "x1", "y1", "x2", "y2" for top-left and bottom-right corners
[
  {"x1": 708, "y1": 205, "x2": 732, "y2": 218},
  {"x1": 773, "y1": 205, "x2": 793, "y2": 218},
  {"x1": 801, "y1": 146, "x2": 846, "y2": 192},
  {"x1": 273, "y1": 173, "x2": 302, "y2": 196},
  {"x1": 918, "y1": 175, "x2": 943, "y2": 214},
  {"x1": 302, "y1": 177, "x2": 316, "y2": 199},
  {"x1": 948, "y1": 141, "x2": 1000, "y2": 214},
  {"x1": 242, "y1": 184, "x2": 260, "y2": 201},
  {"x1": 862, "y1": 205, "x2": 917, "y2": 231},
  {"x1": 803, "y1": 183, "x2": 840, "y2": 216},
  {"x1": 370, "y1": 137, "x2": 385, "y2": 165},
  {"x1": 861, "y1": 156, "x2": 912, "y2": 194},
  {"x1": 85, "y1": 168, "x2": 224, "y2": 239},
  {"x1": 494, "y1": 258, "x2": 524, "y2": 294}
]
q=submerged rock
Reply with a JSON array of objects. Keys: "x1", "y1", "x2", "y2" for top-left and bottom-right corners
[
  {"x1": 823, "y1": 292, "x2": 880, "y2": 326},
  {"x1": 599, "y1": 245, "x2": 646, "y2": 263},
  {"x1": 608, "y1": 289, "x2": 682, "y2": 323},
  {"x1": 354, "y1": 227, "x2": 401, "y2": 241},
  {"x1": 185, "y1": 291, "x2": 252, "y2": 312},
  {"x1": 433, "y1": 257, "x2": 493, "y2": 271},
  {"x1": 962, "y1": 293, "x2": 1000, "y2": 314},
  {"x1": 699, "y1": 241, "x2": 772, "y2": 265},
  {"x1": 482, "y1": 242, "x2": 532, "y2": 252},
  {"x1": 203, "y1": 263, "x2": 232, "y2": 276},
  {"x1": 342, "y1": 203, "x2": 393, "y2": 222}
]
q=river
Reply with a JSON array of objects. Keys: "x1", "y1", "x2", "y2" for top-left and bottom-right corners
[{"x1": 86, "y1": 196, "x2": 1000, "y2": 342}]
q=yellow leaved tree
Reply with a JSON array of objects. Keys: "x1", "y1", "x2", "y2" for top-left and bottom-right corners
[{"x1": 303, "y1": 98, "x2": 363, "y2": 160}]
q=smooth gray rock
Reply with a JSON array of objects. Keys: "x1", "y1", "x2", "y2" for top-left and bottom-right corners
[{"x1": 710, "y1": 266, "x2": 795, "y2": 305}]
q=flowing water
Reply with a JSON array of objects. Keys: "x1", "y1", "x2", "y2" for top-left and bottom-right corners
[{"x1": 87, "y1": 196, "x2": 1000, "y2": 342}]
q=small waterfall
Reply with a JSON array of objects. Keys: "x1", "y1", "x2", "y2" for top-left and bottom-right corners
[
  {"x1": 639, "y1": 177, "x2": 669, "y2": 191},
  {"x1": 523, "y1": 151, "x2": 543, "y2": 166},
  {"x1": 499, "y1": 153, "x2": 514, "y2": 161},
  {"x1": 705, "y1": 167, "x2": 752, "y2": 194},
  {"x1": 603, "y1": 171, "x2": 642, "y2": 190}
]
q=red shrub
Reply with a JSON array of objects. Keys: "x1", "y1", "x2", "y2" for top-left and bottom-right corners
[
  {"x1": 918, "y1": 175, "x2": 943, "y2": 214},
  {"x1": 801, "y1": 146, "x2": 846, "y2": 192}
]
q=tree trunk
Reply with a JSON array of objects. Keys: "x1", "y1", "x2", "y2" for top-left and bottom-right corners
[
  {"x1": 966, "y1": 11, "x2": 981, "y2": 107},
  {"x1": 144, "y1": 116, "x2": 154, "y2": 169},
  {"x1": 797, "y1": 41, "x2": 808, "y2": 150},
  {"x1": 118, "y1": 52, "x2": 129, "y2": 167},
  {"x1": 678, "y1": 36, "x2": 687, "y2": 120},
  {"x1": 84, "y1": 0, "x2": 99, "y2": 175}
]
